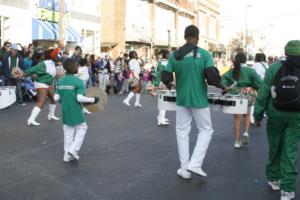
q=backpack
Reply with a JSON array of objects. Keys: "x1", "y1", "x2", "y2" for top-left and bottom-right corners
[{"x1": 271, "y1": 62, "x2": 300, "y2": 111}]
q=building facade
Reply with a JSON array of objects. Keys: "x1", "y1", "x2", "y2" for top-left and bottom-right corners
[
  {"x1": 0, "y1": 0, "x2": 101, "y2": 53},
  {"x1": 101, "y1": 0, "x2": 220, "y2": 58}
]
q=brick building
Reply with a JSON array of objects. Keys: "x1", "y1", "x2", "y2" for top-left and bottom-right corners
[{"x1": 101, "y1": 0, "x2": 221, "y2": 58}]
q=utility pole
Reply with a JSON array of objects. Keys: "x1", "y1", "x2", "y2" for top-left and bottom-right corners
[
  {"x1": 244, "y1": 5, "x2": 252, "y2": 57},
  {"x1": 168, "y1": 29, "x2": 171, "y2": 51},
  {"x1": 58, "y1": 0, "x2": 65, "y2": 49}
]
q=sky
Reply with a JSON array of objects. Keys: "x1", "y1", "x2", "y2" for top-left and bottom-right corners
[{"x1": 217, "y1": 0, "x2": 300, "y2": 55}]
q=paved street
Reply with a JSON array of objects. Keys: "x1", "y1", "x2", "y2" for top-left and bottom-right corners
[{"x1": 0, "y1": 91, "x2": 299, "y2": 200}]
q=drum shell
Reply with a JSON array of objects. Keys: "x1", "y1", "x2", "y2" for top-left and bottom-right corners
[
  {"x1": 157, "y1": 90, "x2": 176, "y2": 111},
  {"x1": 221, "y1": 95, "x2": 248, "y2": 114},
  {"x1": 0, "y1": 86, "x2": 16, "y2": 109}
]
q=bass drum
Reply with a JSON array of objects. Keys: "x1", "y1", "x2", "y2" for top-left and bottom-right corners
[{"x1": 0, "y1": 86, "x2": 16, "y2": 109}]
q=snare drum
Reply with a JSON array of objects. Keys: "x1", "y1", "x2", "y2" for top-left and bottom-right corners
[
  {"x1": 221, "y1": 94, "x2": 248, "y2": 114},
  {"x1": 157, "y1": 90, "x2": 176, "y2": 111},
  {"x1": 0, "y1": 86, "x2": 16, "y2": 109},
  {"x1": 207, "y1": 93, "x2": 248, "y2": 114}
]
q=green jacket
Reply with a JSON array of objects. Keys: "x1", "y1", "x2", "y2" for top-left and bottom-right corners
[
  {"x1": 153, "y1": 59, "x2": 167, "y2": 86},
  {"x1": 221, "y1": 65, "x2": 262, "y2": 94},
  {"x1": 26, "y1": 60, "x2": 56, "y2": 85},
  {"x1": 254, "y1": 62, "x2": 300, "y2": 121}
]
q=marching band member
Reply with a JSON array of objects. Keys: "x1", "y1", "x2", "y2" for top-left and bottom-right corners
[
  {"x1": 122, "y1": 51, "x2": 142, "y2": 107},
  {"x1": 254, "y1": 40, "x2": 300, "y2": 200},
  {"x1": 154, "y1": 49, "x2": 170, "y2": 126},
  {"x1": 26, "y1": 48, "x2": 60, "y2": 126},
  {"x1": 221, "y1": 52, "x2": 261, "y2": 148},
  {"x1": 162, "y1": 25, "x2": 226, "y2": 179},
  {"x1": 54, "y1": 58, "x2": 99, "y2": 162}
]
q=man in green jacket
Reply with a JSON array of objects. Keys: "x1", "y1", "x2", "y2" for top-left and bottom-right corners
[{"x1": 254, "y1": 40, "x2": 300, "y2": 200}]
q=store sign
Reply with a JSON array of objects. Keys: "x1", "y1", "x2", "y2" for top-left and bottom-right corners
[
  {"x1": 38, "y1": 8, "x2": 60, "y2": 22},
  {"x1": 38, "y1": 0, "x2": 70, "y2": 22},
  {"x1": 39, "y1": 0, "x2": 70, "y2": 12}
]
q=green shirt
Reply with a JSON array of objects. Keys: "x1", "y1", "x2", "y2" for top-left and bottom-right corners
[
  {"x1": 10, "y1": 56, "x2": 17, "y2": 71},
  {"x1": 254, "y1": 62, "x2": 300, "y2": 121},
  {"x1": 56, "y1": 75, "x2": 86, "y2": 126},
  {"x1": 221, "y1": 65, "x2": 262, "y2": 94},
  {"x1": 154, "y1": 59, "x2": 168, "y2": 86},
  {"x1": 26, "y1": 60, "x2": 56, "y2": 85},
  {"x1": 166, "y1": 48, "x2": 214, "y2": 108}
]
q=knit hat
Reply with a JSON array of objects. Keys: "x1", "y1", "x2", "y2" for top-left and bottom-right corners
[{"x1": 284, "y1": 40, "x2": 300, "y2": 56}]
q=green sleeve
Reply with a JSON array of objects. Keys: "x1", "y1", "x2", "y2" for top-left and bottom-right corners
[
  {"x1": 204, "y1": 51, "x2": 214, "y2": 68},
  {"x1": 251, "y1": 69, "x2": 262, "y2": 90},
  {"x1": 221, "y1": 71, "x2": 233, "y2": 87},
  {"x1": 254, "y1": 68, "x2": 272, "y2": 121},
  {"x1": 166, "y1": 54, "x2": 175, "y2": 73},
  {"x1": 76, "y1": 80, "x2": 86, "y2": 95},
  {"x1": 25, "y1": 62, "x2": 43, "y2": 76}
]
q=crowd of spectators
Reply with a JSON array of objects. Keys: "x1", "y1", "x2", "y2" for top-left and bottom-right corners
[{"x1": 0, "y1": 42, "x2": 160, "y2": 106}]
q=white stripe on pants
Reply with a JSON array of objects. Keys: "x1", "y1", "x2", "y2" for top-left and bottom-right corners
[
  {"x1": 176, "y1": 106, "x2": 213, "y2": 170},
  {"x1": 63, "y1": 123, "x2": 88, "y2": 152}
]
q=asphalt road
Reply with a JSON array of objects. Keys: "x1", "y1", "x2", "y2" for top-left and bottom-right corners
[{"x1": 0, "y1": 91, "x2": 299, "y2": 200}]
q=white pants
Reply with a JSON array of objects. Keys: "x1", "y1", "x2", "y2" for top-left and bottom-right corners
[
  {"x1": 63, "y1": 123, "x2": 88, "y2": 152},
  {"x1": 176, "y1": 106, "x2": 213, "y2": 170},
  {"x1": 99, "y1": 73, "x2": 109, "y2": 90}
]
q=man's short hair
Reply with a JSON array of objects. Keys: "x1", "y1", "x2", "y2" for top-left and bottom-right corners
[{"x1": 184, "y1": 25, "x2": 199, "y2": 39}]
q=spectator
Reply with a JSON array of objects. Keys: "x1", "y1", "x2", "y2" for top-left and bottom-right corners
[
  {"x1": 2, "y1": 43, "x2": 26, "y2": 105},
  {"x1": 0, "y1": 42, "x2": 11, "y2": 66},
  {"x1": 71, "y1": 46, "x2": 82, "y2": 64}
]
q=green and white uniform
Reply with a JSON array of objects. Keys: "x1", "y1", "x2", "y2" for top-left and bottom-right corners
[
  {"x1": 55, "y1": 74, "x2": 94, "y2": 161},
  {"x1": 155, "y1": 59, "x2": 169, "y2": 125},
  {"x1": 154, "y1": 59, "x2": 168, "y2": 87},
  {"x1": 254, "y1": 62, "x2": 300, "y2": 193},
  {"x1": 221, "y1": 64, "x2": 262, "y2": 94},
  {"x1": 166, "y1": 47, "x2": 214, "y2": 171},
  {"x1": 56, "y1": 75, "x2": 86, "y2": 126},
  {"x1": 167, "y1": 48, "x2": 214, "y2": 108},
  {"x1": 26, "y1": 60, "x2": 56, "y2": 88},
  {"x1": 26, "y1": 60, "x2": 59, "y2": 126}
]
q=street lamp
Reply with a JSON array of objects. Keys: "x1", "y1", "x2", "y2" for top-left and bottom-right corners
[
  {"x1": 168, "y1": 29, "x2": 171, "y2": 50},
  {"x1": 245, "y1": 4, "x2": 252, "y2": 57}
]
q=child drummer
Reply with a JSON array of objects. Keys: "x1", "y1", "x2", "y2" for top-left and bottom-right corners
[{"x1": 54, "y1": 58, "x2": 99, "y2": 162}]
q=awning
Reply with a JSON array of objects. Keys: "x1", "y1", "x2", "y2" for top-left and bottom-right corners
[{"x1": 32, "y1": 19, "x2": 82, "y2": 43}]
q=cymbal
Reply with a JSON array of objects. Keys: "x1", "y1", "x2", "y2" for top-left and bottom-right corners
[{"x1": 84, "y1": 87, "x2": 107, "y2": 112}]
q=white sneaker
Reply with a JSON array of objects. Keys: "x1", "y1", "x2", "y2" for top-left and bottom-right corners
[
  {"x1": 27, "y1": 119, "x2": 40, "y2": 126},
  {"x1": 234, "y1": 141, "x2": 242, "y2": 149},
  {"x1": 176, "y1": 169, "x2": 191, "y2": 179},
  {"x1": 281, "y1": 190, "x2": 295, "y2": 200},
  {"x1": 63, "y1": 152, "x2": 74, "y2": 162},
  {"x1": 122, "y1": 99, "x2": 130, "y2": 106},
  {"x1": 47, "y1": 114, "x2": 60, "y2": 121},
  {"x1": 187, "y1": 167, "x2": 207, "y2": 177},
  {"x1": 268, "y1": 181, "x2": 280, "y2": 191},
  {"x1": 157, "y1": 120, "x2": 170, "y2": 126},
  {"x1": 242, "y1": 132, "x2": 249, "y2": 145},
  {"x1": 68, "y1": 150, "x2": 80, "y2": 160}
]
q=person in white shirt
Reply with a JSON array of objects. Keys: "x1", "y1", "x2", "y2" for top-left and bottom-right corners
[
  {"x1": 77, "y1": 58, "x2": 91, "y2": 114},
  {"x1": 122, "y1": 51, "x2": 142, "y2": 107},
  {"x1": 252, "y1": 53, "x2": 268, "y2": 80},
  {"x1": 250, "y1": 53, "x2": 269, "y2": 124}
]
